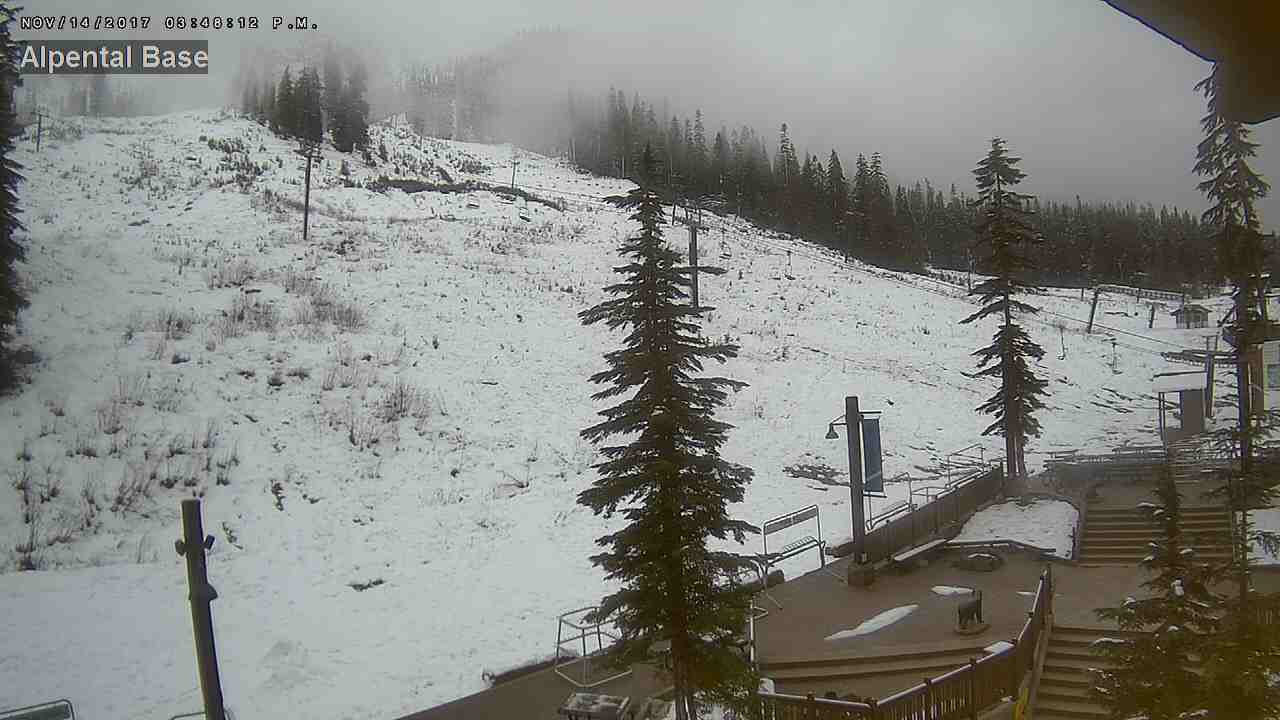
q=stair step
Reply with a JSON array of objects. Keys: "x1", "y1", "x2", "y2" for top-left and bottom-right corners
[
  {"x1": 1053, "y1": 625, "x2": 1148, "y2": 637},
  {"x1": 759, "y1": 646, "x2": 984, "y2": 671},
  {"x1": 1040, "y1": 670, "x2": 1095, "y2": 687},
  {"x1": 1043, "y1": 657, "x2": 1114, "y2": 673},
  {"x1": 1034, "y1": 697, "x2": 1110, "y2": 719},
  {"x1": 1084, "y1": 520, "x2": 1229, "y2": 531},
  {"x1": 762, "y1": 655, "x2": 974, "y2": 682},
  {"x1": 1047, "y1": 648, "x2": 1109, "y2": 662},
  {"x1": 1086, "y1": 507, "x2": 1227, "y2": 517},
  {"x1": 1040, "y1": 685, "x2": 1099, "y2": 702}
]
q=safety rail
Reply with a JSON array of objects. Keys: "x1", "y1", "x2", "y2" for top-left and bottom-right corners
[{"x1": 758, "y1": 566, "x2": 1053, "y2": 719}]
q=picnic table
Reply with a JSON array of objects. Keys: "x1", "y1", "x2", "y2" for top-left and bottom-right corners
[{"x1": 558, "y1": 692, "x2": 631, "y2": 720}]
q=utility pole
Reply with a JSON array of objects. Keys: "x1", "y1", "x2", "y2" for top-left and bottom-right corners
[
  {"x1": 688, "y1": 204, "x2": 699, "y2": 310},
  {"x1": 510, "y1": 159, "x2": 518, "y2": 190},
  {"x1": 1148, "y1": 303, "x2": 1157, "y2": 329},
  {"x1": 295, "y1": 140, "x2": 319, "y2": 244},
  {"x1": 1087, "y1": 287, "x2": 1101, "y2": 333},
  {"x1": 175, "y1": 499, "x2": 226, "y2": 720},
  {"x1": 844, "y1": 395, "x2": 866, "y2": 564},
  {"x1": 32, "y1": 109, "x2": 48, "y2": 153},
  {"x1": 1206, "y1": 334, "x2": 1217, "y2": 418}
]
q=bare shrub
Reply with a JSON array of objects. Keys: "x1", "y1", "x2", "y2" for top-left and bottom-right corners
[
  {"x1": 286, "y1": 366, "x2": 310, "y2": 380},
  {"x1": 267, "y1": 369, "x2": 285, "y2": 387},
  {"x1": 96, "y1": 399, "x2": 127, "y2": 435},
  {"x1": 112, "y1": 461, "x2": 154, "y2": 513},
  {"x1": 321, "y1": 365, "x2": 338, "y2": 391},
  {"x1": 152, "y1": 376, "x2": 187, "y2": 413},
  {"x1": 45, "y1": 395, "x2": 66, "y2": 418},
  {"x1": 114, "y1": 371, "x2": 148, "y2": 407},
  {"x1": 378, "y1": 378, "x2": 429, "y2": 422},
  {"x1": 343, "y1": 405, "x2": 392, "y2": 451},
  {"x1": 281, "y1": 269, "x2": 317, "y2": 294},
  {"x1": 199, "y1": 419, "x2": 219, "y2": 450},
  {"x1": 304, "y1": 284, "x2": 366, "y2": 331},
  {"x1": 217, "y1": 295, "x2": 280, "y2": 339},
  {"x1": 151, "y1": 307, "x2": 196, "y2": 340},
  {"x1": 205, "y1": 256, "x2": 257, "y2": 289},
  {"x1": 69, "y1": 424, "x2": 99, "y2": 458},
  {"x1": 147, "y1": 334, "x2": 171, "y2": 361}
]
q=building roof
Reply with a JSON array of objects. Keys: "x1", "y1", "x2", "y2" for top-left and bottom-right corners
[
  {"x1": 1171, "y1": 304, "x2": 1211, "y2": 316},
  {"x1": 1104, "y1": 1, "x2": 1280, "y2": 123},
  {"x1": 1153, "y1": 371, "x2": 1207, "y2": 393}
]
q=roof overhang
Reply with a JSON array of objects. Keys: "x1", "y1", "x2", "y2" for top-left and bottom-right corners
[
  {"x1": 1104, "y1": 1, "x2": 1280, "y2": 124},
  {"x1": 1153, "y1": 371, "x2": 1207, "y2": 393}
]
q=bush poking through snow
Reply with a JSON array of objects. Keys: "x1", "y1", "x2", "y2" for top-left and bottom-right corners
[
  {"x1": 96, "y1": 399, "x2": 126, "y2": 435},
  {"x1": 112, "y1": 460, "x2": 155, "y2": 513},
  {"x1": 151, "y1": 307, "x2": 196, "y2": 340},
  {"x1": 378, "y1": 378, "x2": 429, "y2": 422},
  {"x1": 216, "y1": 295, "x2": 280, "y2": 339},
  {"x1": 205, "y1": 256, "x2": 256, "y2": 289}
]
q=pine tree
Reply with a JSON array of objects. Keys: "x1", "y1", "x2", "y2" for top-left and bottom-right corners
[
  {"x1": 578, "y1": 144, "x2": 759, "y2": 720},
  {"x1": 258, "y1": 79, "x2": 273, "y2": 126},
  {"x1": 90, "y1": 74, "x2": 110, "y2": 116},
  {"x1": 334, "y1": 62, "x2": 369, "y2": 153},
  {"x1": 1092, "y1": 463, "x2": 1220, "y2": 720},
  {"x1": 827, "y1": 150, "x2": 848, "y2": 250},
  {"x1": 323, "y1": 51, "x2": 346, "y2": 149},
  {"x1": 960, "y1": 138, "x2": 1049, "y2": 483},
  {"x1": 272, "y1": 67, "x2": 294, "y2": 136},
  {"x1": 0, "y1": 1, "x2": 24, "y2": 388},
  {"x1": 1192, "y1": 64, "x2": 1280, "y2": 720},
  {"x1": 295, "y1": 66, "x2": 324, "y2": 143}
]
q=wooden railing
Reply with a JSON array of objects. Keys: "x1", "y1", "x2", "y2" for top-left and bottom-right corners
[{"x1": 759, "y1": 566, "x2": 1053, "y2": 720}]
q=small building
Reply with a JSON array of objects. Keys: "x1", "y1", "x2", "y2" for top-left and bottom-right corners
[
  {"x1": 1154, "y1": 371, "x2": 1207, "y2": 445},
  {"x1": 1171, "y1": 304, "x2": 1211, "y2": 329}
]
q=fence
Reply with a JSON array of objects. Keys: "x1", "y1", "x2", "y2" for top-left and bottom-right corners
[
  {"x1": 856, "y1": 463, "x2": 1005, "y2": 565},
  {"x1": 758, "y1": 566, "x2": 1053, "y2": 720},
  {"x1": 1096, "y1": 283, "x2": 1185, "y2": 303}
]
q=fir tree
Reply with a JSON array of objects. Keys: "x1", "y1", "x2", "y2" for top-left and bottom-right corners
[
  {"x1": 0, "y1": 1, "x2": 24, "y2": 388},
  {"x1": 578, "y1": 144, "x2": 759, "y2": 720},
  {"x1": 827, "y1": 150, "x2": 848, "y2": 249},
  {"x1": 337, "y1": 61, "x2": 370, "y2": 153},
  {"x1": 1193, "y1": 64, "x2": 1280, "y2": 720},
  {"x1": 1092, "y1": 463, "x2": 1221, "y2": 720},
  {"x1": 295, "y1": 66, "x2": 324, "y2": 143},
  {"x1": 960, "y1": 138, "x2": 1049, "y2": 483},
  {"x1": 323, "y1": 52, "x2": 346, "y2": 149},
  {"x1": 272, "y1": 67, "x2": 295, "y2": 136}
]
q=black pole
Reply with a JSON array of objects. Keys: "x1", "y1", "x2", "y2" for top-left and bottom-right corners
[
  {"x1": 35, "y1": 112, "x2": 42, "y2": 153},
  {"x1": 689, "y1": 224, "x2": 699, "y2": 310},
  {"x1": 845, "y1": 395, "x2": 866, "y2": 564},
  {"x1": 176, "y1": 499, "x2": 226, "y2": 720},
  {"x1": 302, "y1": 146, "x2": 313, "y2": 244}
]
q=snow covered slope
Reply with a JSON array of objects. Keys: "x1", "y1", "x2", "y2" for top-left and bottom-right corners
[{"x1": 0, "y1": 110, "x2": 1228, "y2": 719}]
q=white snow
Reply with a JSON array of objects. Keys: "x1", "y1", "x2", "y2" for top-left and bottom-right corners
[
  {"x1": 932, "y1": 585, "x2": 974, "y2": 596},
  {"x1": 1250, "y1": 507, "x2": 1280, "y2": 565},
  {"x1": 983, "y1": 640, "x2": 1014, "y2": 654},
  {"x1": 951, "y1": 498, "x2": 1078, "y2": 558},
  {"x1": 1090, "y1": 637, "x2": 1128, "y2": 646},
  {"x1": 824, "y1": 605, "x2": 919, "y2": 641},
  {"x1": 1173, "y1": 579, "x2": 1184, "y2": 597},
  {"x1": 0, "y1": 109, "x2": 1224, "y2": 720}
]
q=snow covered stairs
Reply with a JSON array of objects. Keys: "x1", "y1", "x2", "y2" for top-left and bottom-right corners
[
  {"x1": 1034, "y1": 625, "x2": 1137, "y2": 719},
  {"x1": 759, "y1": 645, "x2": 986, "y2": 700},
  {"x1": 1077, "y1": 502, "x2": 1232, "y2": 565}
]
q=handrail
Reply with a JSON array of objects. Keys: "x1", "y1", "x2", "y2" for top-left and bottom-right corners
[{"x1": 825, "y1": 566, "x2": 1052, "y2": 720}]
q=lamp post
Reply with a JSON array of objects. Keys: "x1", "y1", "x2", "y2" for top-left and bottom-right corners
[{"x1": 827, "y1": 395, "x2": 869, "y2": 564}]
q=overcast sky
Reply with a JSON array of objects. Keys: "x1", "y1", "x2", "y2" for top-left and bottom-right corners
[{"x1": 29, "y1": 0, "x2": 1280, "y2": 227}]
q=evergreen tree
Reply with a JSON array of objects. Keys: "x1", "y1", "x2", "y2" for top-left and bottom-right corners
[
  {"x1": 334, "y1": 62, "x2": 370, "y2": 153},
  {"x1": 710, "y1": 129, "x2": 728, "y2": 197},
  {"x1": 1092, "y1": 463, "x2": 1221, "y2": 720},
  {"x1": 691, "y1": 109, "x2": 707, "y2": 194},
  {"x1": 1193, "y1": 64, "x2": 1280, "y2": 720},
  {"x1": 258, "y1": 79, "x2": 273, "y2": 126},
  {"x1": 578, "y1": 144, "x2": 759, "y2": 720},
  {"x1": 960, "y1": 138, "x2": 1049, "y2": 483},
  {"x1": 323, "y1": 51, "x2": 346, "y2": 149},
  {"x1": 295, "y1": 66, "x2": 324, "y2": 143},
  {"x1": 827, "y1": 150, "x2": 848, "y2": 249},
  {"x1": 90, "y1": 74, "x2": 110, "y2": 116},
  {"x1": 272, "y1": 66, "x2": 295, "y2": 136},
  {"x1": 0, "y1": 1, "x2": 23, "y2": 388}
]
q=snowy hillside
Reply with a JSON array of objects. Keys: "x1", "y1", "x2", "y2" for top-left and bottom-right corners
[{"x1": 0, "y1": 110, "x2": 1230, "y2": 719}]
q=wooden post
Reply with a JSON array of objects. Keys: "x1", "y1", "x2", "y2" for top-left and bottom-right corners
[
  {"x1": 1206, "y1": 336, "x2": 1216, "y2": 418},
  {"x1": 1149, "y1": 303, "x2": 1157, "y2": 329},
  {"x1": 1087, "y1": 287, "x2": 1101, "y2": 333},
  {"x1": 34, "y1": 111, "x2": 45, "y2": 152},
  {"x1": 295, "y1": 141, "x2": 318, "y2": 244},
  {"x1": 969, "y1": 658, "x2": 979, "y2": 719},
  {"x1": 510, "y1": 159, "x2": 517, "y2": 190},
  {"x1": 923, "y1": 677, "x2": 933, "y2": 720},
  {"x1": 689, "y1": 223, "x2": 699, "y2": 310},
  {"x1": 1009, "y1": 637, "x2": 1019, "y2": 698},
  {"x1": 175, "y1": 499, "x2": 226, "y2": 720}
]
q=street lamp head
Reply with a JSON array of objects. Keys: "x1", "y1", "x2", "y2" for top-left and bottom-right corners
[{"x1": 825, "y1": 424, "x2": 839, "y2": 440}]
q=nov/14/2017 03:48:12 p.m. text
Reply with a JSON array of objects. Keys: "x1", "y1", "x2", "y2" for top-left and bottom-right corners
[{"x1": 18, "y1": 40, "x2": 210, "y2": 75}]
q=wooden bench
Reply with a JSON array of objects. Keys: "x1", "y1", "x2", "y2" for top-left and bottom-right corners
[
  {"x1": 889, "y1": 537, "x2": 948, "y2": 571},
  {"x1": 0, "y1": 700, "x2": 74, "y2": 720},
  {"x1": 758, "y1": 504, "x2": 829, "y2": 608}
]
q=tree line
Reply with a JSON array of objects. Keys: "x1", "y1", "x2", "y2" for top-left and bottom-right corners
[
  {"x1": 240, "y1": 48, "x2": 371, "y2": 153},
  {"x1": 564, "y1": 86, "x2": 1229, "y2": 290}
]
